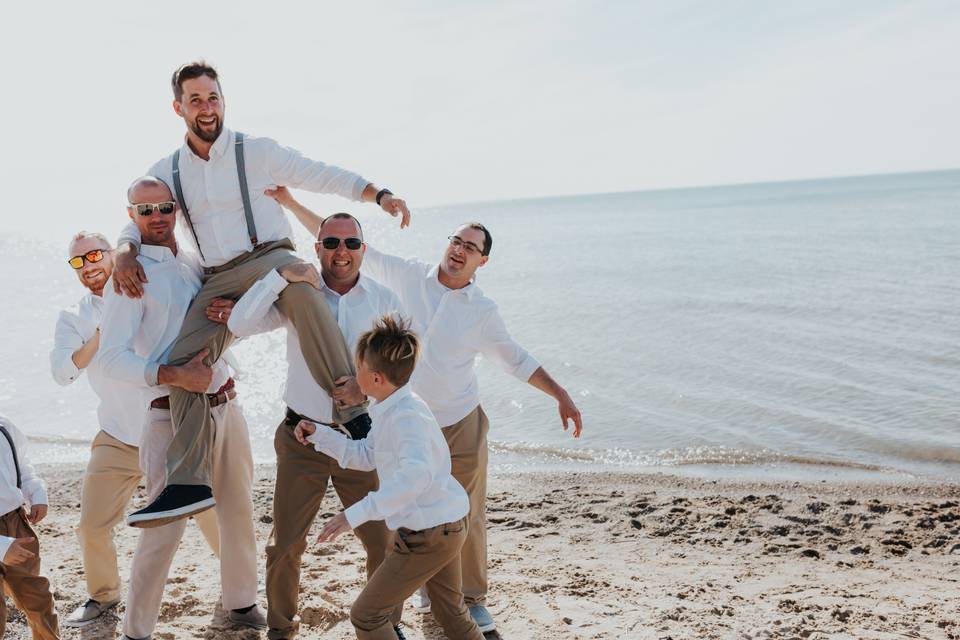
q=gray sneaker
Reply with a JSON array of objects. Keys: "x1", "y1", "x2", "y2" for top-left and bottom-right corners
[
  {"x1": 229, "y1": 604, "x2": 268, "y2": 629},
  {"x1": 468, "y1": 605, "x2": 496, "y2": 633},
  {"x1": 63, "y1": 598, "x2": 120, "y2": 627}
]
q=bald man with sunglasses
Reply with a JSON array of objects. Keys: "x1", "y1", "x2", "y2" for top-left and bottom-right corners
[{"x1": 51, "y1": 232, "x2": 156, "y2": 627}]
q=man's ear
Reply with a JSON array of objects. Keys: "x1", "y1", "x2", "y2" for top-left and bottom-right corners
[
  {"x1": 479, "y1": 255, "x2": 489, "y2": 268},
  {"x1": 172, "y1": 99, "x2": 183, "y2": 117},
  {"x1": 127, "y1": 207, "x2": 136, "y2": 222}
]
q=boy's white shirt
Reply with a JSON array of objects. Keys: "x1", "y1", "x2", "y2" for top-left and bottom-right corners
[
  {"x1": 306, "y1": 385, "x2": 469, "y2": 531},
  {"x1": 0, "y1": 413, "x2": 49, "y2": 560}
]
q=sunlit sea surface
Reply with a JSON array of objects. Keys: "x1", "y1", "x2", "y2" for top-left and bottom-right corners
[{"x1": 2, "y1": 170, "x2": 958, "y2": 482}]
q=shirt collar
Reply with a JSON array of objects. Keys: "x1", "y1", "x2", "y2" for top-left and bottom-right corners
[
  {"x1": 369, "y1": 384, "x2": 413, "y2": 421},
  {"x1": 181, "y1": 127, "x2": 232, "y2": 162},
  {"x1": 139, "y1": 243, "x2": 178, "y2": 263},
  {"x1": 320, "y1": 272, "x2": 370, "y2": 297},
  {"x1": 427, "y1": 264, "x2": 479, "y2": 301}
]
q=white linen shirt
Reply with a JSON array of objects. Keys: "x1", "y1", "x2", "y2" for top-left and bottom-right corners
[
  {"x1": 0, "y1": 413, "x2": 49, "y2": 560},
  {"x1": 49, "y1": 293, "x2": 145, "y2": 446},
  {"x1": 362, "y1": 246, "x2": 541, "y2": 427},
  {"x1": 98, "y1": 244, "x2": 230, "y2": 402},
  {"x1": 229, "y1": 269, "x2": 402, "y2": 424},
  {"x1": 118, "y1": 128, "x2": 369, "y2": 268},
  {"x1": 307, "y1": 386, "x2": 469, "y2": 531}
]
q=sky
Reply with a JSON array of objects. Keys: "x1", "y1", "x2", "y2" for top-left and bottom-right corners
[{"x1": 1, "y1": 0, "x2": 958, "y2": 241}]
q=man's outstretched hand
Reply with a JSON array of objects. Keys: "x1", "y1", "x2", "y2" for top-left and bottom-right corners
[
  {"x1": 113, "y1": 245, "x2": 148, "y2": 298},
  {"x1": 379, "y1": 193, "x2": 411, "y2": 229}
]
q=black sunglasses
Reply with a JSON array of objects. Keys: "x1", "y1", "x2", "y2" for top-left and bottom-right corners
[{"x1": 320, "y1": 237, "x2": 362, "y2": 250}]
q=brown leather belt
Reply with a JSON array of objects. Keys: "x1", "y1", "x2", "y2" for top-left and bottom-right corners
[{"x1": 150, "y1": 378, "x2": 236, "y2": 410}]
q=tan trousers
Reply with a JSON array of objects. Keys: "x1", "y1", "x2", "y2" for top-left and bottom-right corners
[
  {"x1": 266, "y1": 420, "x2": 394, "y2": 640},
  {"x1": 442, "y1": 405, "x2": 489, "y2": 607},
  {"x1": 0, "y1": 509, "x2": 59, "y2": 640},
  {"x1": 166, "y1": 239, "x2": 360, "y2": 485},
  {"x1": 123, "y1": 401, "x2": 254, "y2": 639},
  {"x1": 75, "y1": 430, "x2": 141, "y2": 603},
  {"x1": 351, "y1": 517, "x2": 482, "y2": 640}
]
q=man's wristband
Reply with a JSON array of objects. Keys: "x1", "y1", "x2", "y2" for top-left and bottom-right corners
[{"x1": 376, "y1": 188, "x2": 393, "y2": 206}]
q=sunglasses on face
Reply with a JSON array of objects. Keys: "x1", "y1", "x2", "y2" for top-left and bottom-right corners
[
  {"x1": 320, "y1": 237, "x2": 363, "y2": 250},
  {"x1": 131, "y1": 201, "x2": 176, "y2": 216},
  {"x1": 68, "y1": 249, "x2": 109, "y2": 270}
]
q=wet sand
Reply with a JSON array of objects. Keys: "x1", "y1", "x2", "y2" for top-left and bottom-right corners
[{"x1": 4, "y1": 465, "x2": 959, "y2": 639}]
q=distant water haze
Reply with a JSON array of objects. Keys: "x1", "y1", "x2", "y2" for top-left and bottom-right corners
[{"x1": 3, "y1": 169, "x2": 958, "y2": 481}]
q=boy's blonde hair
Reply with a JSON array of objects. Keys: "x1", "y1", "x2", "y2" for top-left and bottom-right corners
[{"x1": 355, "y1": 315, "x2": 420, "y2": 387}]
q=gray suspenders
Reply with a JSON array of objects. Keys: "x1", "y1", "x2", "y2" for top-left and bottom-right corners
[
  {"x1": 0, "y1": 426, "x2": 22, "y2": 489},
  {"x1": 171, "y1": 131, "x2": 259, "y2": 262}
]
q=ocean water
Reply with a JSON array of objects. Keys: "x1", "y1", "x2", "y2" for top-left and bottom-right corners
[{"x1": 2, "y1": 170, "x2": 959, "y2": 481}]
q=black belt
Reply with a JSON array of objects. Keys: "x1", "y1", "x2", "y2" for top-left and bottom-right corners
[{"x1": 151, "y1": 378, "x2": 236, "y2": 410}]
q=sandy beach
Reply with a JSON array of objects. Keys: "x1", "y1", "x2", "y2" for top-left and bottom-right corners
[{"x1": 3, "y1": 465, "x2": 958, "y2": 640}]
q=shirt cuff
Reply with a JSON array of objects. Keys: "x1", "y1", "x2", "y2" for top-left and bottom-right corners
[
  {"x1": 344, "y1": 499, "x2": 372, "y2": 529},
  {"x1": 145, "y1": 362, "x2": 161, "y2": 387},
  {"x1": 58, "y1": 358, "x2": 81, "y2": 385},
  {"x1": 28, "y1": 487, "x2": 48, "y2": 507},
  {"x1": 516, "y1": 354, "x2": 542, "y2": 383},
  {"x1": 306, "y1": 425, "x2": 336, "y2": 452},
  {"x1": 0, "y1": 536, "x2": 14, "y2": 563},
  {"x1": 353, "y1": 178, "x2": 370, "y2": 203},
  {"x1": 267, "y1": 269, "x2": 290, "y2": 294}
]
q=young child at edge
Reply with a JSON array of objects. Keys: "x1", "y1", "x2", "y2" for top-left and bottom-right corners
[{"x1": 295, "y1": 316, "x2": 483, "y2": 640}]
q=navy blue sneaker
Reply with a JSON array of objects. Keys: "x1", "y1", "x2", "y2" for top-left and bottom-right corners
[{"x1": 127, "y1": 484, "x2": 215, "y2": 528}]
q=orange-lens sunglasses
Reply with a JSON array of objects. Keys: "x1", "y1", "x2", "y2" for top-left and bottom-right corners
[{"x1": 68, "y1": 249, "x2": 108, "y2": 270}]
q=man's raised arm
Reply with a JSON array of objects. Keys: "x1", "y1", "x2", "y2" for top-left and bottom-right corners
[{"x1": 113, "y1": 221, "x2": 147, "y2": 298}]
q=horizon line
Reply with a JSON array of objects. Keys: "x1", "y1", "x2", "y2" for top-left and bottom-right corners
[{"x1": 424, "y1": 165, "x2": 960, "y2": 211}]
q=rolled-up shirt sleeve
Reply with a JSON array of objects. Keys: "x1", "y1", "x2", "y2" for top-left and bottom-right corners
[
  {"x1": 10, "y1": 424, "x2": 48, "y2": 507},
  {"x1": 343, "y1": 425, "x2": 433, "y2": 529},
  {"x1": 117, "y1": 220, "x2": 142, "y2": 249},
  {"x1": 307, "y1": 424, "x2": 376, "y2": 473},
  {"x1": 264, "y1": 138, "x2": 368, "y2": 202},
  {"x1": 228, "y1": 269, "x2": 288, "y2": 338},
  {"x1": 98, "y1": 286, "x2": 156, "y2": 386},
  {"x1": 50, "y1": 310, "x2": 85, "y2": 386},
  {"x1": 478, "y1": 305, "x2": 541, "y2": 382}
]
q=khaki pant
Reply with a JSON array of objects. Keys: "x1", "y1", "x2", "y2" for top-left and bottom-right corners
[
  {"x1": 442, "y1": 405, "x2": 489, "y2": 607},
  {"x1": 351, "y1": 518, "x2": 482, "y2": 640},
  {"x1": 75, "y1": 430, "x2": 141, "y2": 604},
  {"x1": 123, "y1": 401, "x2": 254, "y2": 639},
  {"x1": 0, "y1": 509, "x2": 59, "y2": 640},
  {"x1": 166, "y1": 239, "x2": 360, "y2": 485},
  {"x1": 266, "y1": 420, "x2": 393, "y2": 640}
]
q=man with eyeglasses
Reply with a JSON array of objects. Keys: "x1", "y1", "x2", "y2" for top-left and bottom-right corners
[
  {"x1": 110, "y1": 60, "x2": 413, "y2": 527},
  {"x1": 99, "y1": 176, "x2": 262, "y2": 637},
  {"x1": 50, "y1": 232, "x2": 153, "y2": 627},
  {"x1": 223, "y1": 208, "x2": 404, "y2": 640},
  {"x1": 270, "y1": 189, "x2": 583, "y2": 634}
]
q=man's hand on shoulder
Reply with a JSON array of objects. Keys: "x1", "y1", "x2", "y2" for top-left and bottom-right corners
[
  {"x1": 279, "y1": 263, "x2": 321, "y2": 290},
  {"x1": 113, "y1": 243, "x2": 148, "y2": 298},
  {"x1": 380, "y1": 193, "x2": 411, "y2": 229}
]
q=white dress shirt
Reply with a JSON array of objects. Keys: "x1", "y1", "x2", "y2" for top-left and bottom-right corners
[
  {"x1": 98, "y1": 244, "x2": 231, "y2": 403},
  {"x1": 49, "y1": 293, "x2": 145, "y2": 446},
  {"x1": 307, "y1": 386, "x2": 469, "y2": 531},
  {"x1": 118, "y1": 128, "x2": 369, "y2": 267},
  {"x1": 229, "y1": 269, "x2": 402, "y2": 424},
  {"x1": 0, "y1": 413, "x2": 49, "y2": 560},
  {"x1": 362, "y1": 246, "x2": 541, "y2": 427}
]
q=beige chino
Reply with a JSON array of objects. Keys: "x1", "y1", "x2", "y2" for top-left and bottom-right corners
[
  {"x1": 0, "y1": 508, "x2": 59, "y2": 640},
  {"x1": 350, "y1": 517, "x2": 482, "y2": 640},
  {"x1": 266, "y1": 420, "x2": 394, "y2": 640},
  {"x1": 442, "y1": 405, "x2": 490, "y2": 607},
  {"x1": 165, "y1": 239, "x2": 360, "y2": 486},
  {"x1": 75, "y1": 430, "x2": 142, "y2": 604},
  {"x1": 123, "y1": 401, "x2": 253, "y2": 639}
]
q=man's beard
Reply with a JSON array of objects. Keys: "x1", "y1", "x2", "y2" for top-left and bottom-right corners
[{"x1": 189, "y1": 116, "x2": 222, "y2": 143}]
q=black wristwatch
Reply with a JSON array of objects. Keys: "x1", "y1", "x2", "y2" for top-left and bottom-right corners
[{"x1": 376, "y1": 188, "x2": 393, "y2": 206}]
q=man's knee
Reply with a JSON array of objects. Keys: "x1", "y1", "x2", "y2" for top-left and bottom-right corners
[{"x1": 279, "y1": 281, "x2": 320, "y2": 305}]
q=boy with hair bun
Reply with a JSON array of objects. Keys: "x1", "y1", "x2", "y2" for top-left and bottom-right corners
[{"x1": 295, "y1": 316, "x2": 482, "y2": 640}]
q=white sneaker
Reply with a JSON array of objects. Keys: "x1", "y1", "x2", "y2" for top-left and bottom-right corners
[
  {"x1": 411, "y1": 586, "x2": 431, "y2": 613},
  {"x1": 63, "y1": 598, "x2": 120, "y2": 627}
]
